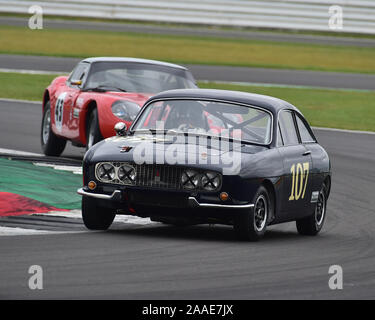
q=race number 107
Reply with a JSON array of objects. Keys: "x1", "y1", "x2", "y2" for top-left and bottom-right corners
[{"x1": 289, "y1": 162, "x2": 309, "y2": 201}]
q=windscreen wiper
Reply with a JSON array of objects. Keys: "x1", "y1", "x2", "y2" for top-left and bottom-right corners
[{"x1": 83, "y1": 85, "x2": 127, "y2": 92}]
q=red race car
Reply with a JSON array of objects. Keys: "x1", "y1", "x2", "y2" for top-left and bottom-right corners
[{"x1": 41, "y1": 57, "x2": 197, "y2": 156}]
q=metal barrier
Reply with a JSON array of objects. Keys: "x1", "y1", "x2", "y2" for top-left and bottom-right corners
[{"x1": 1, "y1": 0, "x2": 375, "y2": 34}]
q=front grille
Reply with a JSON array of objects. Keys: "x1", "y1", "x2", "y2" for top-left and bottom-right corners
[
  {"x1": 94, "y1": 162, "x2": 222, "y2": 192},
  {"x1": 95, "y1": 162, "x2": 183, "y2": 190},
  {"x1": 135, "y1": 164, "x2": 183, "y2": 189}
]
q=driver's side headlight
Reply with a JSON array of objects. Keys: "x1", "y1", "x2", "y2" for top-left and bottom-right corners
[
  {"x1": 201, "y1": 172, "x2": 221, "y2": 191},
  {"x1": 111, "y1": 100, "x2": 140, "y2": 122}
]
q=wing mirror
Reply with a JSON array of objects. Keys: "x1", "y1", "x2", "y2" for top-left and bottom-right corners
[
  {"x1": 114, "y1": 122, "x2": 128, "y2": 136},
  {"x1": 70, "y1": 79, "x2": 82, "y2": 86}
]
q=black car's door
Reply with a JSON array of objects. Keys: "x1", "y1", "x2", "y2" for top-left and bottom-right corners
[
  {"x1": 277, "y1": 110, "x2": 313, "y2": 220},
  {"x1": 294, "y1": 112, "x2": 328, "y2": 204}
]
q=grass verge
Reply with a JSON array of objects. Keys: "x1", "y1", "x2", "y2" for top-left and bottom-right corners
[
  {"x1": 1, "y1": 26, "x2": 375, "y2": 73},
  {"x1": 200, "y1": 82, "x2": 375, "y2": 132},
  {"x1": 0, "y1": 72, "x2": 374, "y2": 132},
  {"x1": 0, "y1": 72, "x2": 58, "y2": 101}
]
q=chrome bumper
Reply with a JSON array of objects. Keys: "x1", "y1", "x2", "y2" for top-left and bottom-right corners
[
  {"x1": 188, "y1": 197, "x2": 254, "y2": 209},
  {"x1": 77, "y1": 188, "x2": 122, "y2": 201},
  {"x1": 77, "y1": 188, "x2": 254, "y2": 209}
]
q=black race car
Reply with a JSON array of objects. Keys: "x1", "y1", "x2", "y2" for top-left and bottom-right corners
[{"x1": 78, "y1": 89, "x2": 331, "y2": 241}]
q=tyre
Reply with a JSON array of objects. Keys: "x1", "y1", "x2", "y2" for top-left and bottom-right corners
[
  {"x1": 40, "y1": 101, "x2": 67, "y2": 156},
  {"x1": 82, "y1": 196, "x2": 116, "y2": 230},
  {"x1": 296, "y1": 184, "x2": 327, "y2": 236},
  {"x1": 233, "y1": 186, "x2": 270, "y2": 241},
  {"x1": 86, "y1": 109, "x2": 103, "y2": 151}
]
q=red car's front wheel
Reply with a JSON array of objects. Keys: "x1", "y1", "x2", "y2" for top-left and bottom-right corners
[{"x1": 41, "y1": 101, "x2": 67, "y2": 156}]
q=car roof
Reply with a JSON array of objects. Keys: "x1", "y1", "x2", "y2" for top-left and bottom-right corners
[
  {"x1": 148, "y1": 89, "x2": 299, "y2": 114},
  {"x1": 81, "y1": 57, "x2": 187, "y2": 70}
]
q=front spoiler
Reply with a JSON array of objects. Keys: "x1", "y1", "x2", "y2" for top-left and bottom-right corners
[{"x1": 77, "y1": 188, "x2": 254, "y2": 210}]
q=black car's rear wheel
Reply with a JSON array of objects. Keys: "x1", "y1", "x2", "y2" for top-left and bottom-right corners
[
  {"x1": 41, "y1": 101, "x2": 67, "y2": 156},
  {"x1": 296, "y1": 184, "x2": 327, "y2": 236},
  {"x1": 233, "y1": 186, "x2": 269, "y2": 241},
  {"x1": 86, "y1": 109, "x2": 103, "y2": 151},
  {"x1": 82, "y1": 196, "x2": 116, "y2": 230}
]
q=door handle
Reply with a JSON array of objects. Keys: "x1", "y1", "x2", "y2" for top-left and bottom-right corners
[{"x1": 302, "y1": 150, "x2": 311, "y2": 156}]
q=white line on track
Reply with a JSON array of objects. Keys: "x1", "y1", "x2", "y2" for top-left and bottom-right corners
[
  {"x1": 312, "y1": 126, "x2": 375, "y2": 135},
  {"x1": 0, "y1": 211, "x2": 154, "y2": 237},
  {"x1": 33, "y1": 162, "x2": 82, "y2": 175},
  {"x1": 0, "y1": 148, "x2": 44, "y2": 157},
  {"x1": 0, "y1": 226, "x2": 88, "y2": 237},
  {"x1": 0, "y1": 97, "x2": 41, "y2": 104},
  {"x1": 33, "y1": 210, "x2": 154, "y2": 225},
  {"x1": 199, "y1": 80, "x2": 375, "y2": 93},
  {"x1": 0, "y1": 68, "x2": 67, "y2": 75}
]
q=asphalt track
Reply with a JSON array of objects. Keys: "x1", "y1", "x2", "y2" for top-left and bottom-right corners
[
  {"x1": 0, "y1": 99, "x2": 374, "y2": 299},
  {"x1": 2, "y1": 54, "x2": 375, "y2": 90}
]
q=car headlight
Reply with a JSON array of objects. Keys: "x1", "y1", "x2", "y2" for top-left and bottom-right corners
[
  {"x1": 201, "y1": 172, "x2": 221, "y2": 191},
  {"x1": 118, "y1": 164, "x2": 136, "y2": 184},
  {"x1": 181, "y1": 169, "x2": 199, "y2": 190},
  {"x1": 96, "y1": 163, "x2": 115, "y2": 182},
  {"x1": 111, "y1": 100, "x2": 140, "y2": 122}
]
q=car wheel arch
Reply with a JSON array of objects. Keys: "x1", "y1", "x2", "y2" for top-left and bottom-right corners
[
  {"x1": 84, "y1": 101, "x2": 106, "y2": 148},
  {"x1": 261, "y1": 179, "x2": 276, "y2": 223},
  {"x1": 323, "y1": 175, "x2": 331, "y2": 198},
  {"x1": 82, "y1": 100, "x2": 99, "y2": 142},
  {"x1": 42, "y1": 90, "x2": 50, "y2": 113}
]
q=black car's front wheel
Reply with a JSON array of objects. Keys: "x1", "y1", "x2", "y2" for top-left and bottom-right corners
[
  {"x1": 233, "y1": 186, "x2": 270, "y2": 241},
  {"x1": 296, "y1": 184, "x2": 327, "y2": 236},
  {"x1": 41, "y1": 101, "x2": 67, "y2": 156},
  {"x1": 82, "y1": 196, "x2": 116, "y2": 230}
]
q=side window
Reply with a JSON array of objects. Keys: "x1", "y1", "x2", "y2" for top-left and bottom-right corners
[
  {"x1": 277, "y1": 123, "x2": 284, "y2": 147},
  {"x1": 279, "y1": 110, "x2": 299, "y2": 146},
  {"x1": 296, "y1": 114, "x2": 315, "y2": 143},
  {"x1": 68, "y1": 63, "x2": 89, "y2": 85}
]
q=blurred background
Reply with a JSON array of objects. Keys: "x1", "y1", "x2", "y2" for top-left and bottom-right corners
[{"x1": 0, "y1": 0, "x2": 374, "y2": 134}]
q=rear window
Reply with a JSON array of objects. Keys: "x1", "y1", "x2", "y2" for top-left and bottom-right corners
[
  {"x1": 296, "y1": 114, "x2": 315, "y2": 143},
  {"x1": 279, "y1": 111, "x2": 299, "y2": 146}
]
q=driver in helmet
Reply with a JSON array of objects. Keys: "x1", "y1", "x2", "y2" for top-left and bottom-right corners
[{"x1": 171, "y1": 101, "x2": 206, "y2": 131}]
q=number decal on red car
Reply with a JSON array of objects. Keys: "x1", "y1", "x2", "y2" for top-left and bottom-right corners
[{"x1": 55, "y1": 92, "x2": 66, "y2": 132}]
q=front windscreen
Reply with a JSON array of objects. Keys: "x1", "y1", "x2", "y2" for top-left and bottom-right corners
[
  {"x1": 132, "y1": 99, "x2": 273, "y2": 144},
  {"x1": 85, "y1": 62, "x2": 196, "y2": 93}
]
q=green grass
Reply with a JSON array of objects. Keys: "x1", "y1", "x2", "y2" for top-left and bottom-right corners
[
  {"x1": 0, "y1": 72, "x2": 58, "y2": 101},
  {"x1": 1, "y1": 26, "x2": 375, "y2": 73},
  {"x1": 200, "y1": 82, "x2": 375, "y2": 132},
  {"x1": 1, "y1": 72, "x2": 374, "y2": 132}
]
